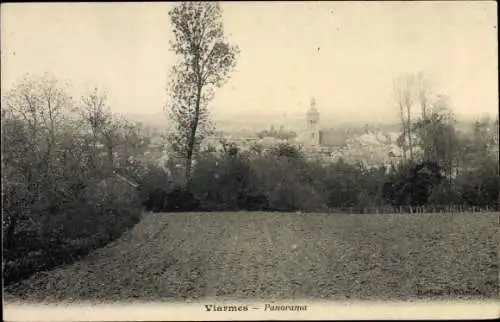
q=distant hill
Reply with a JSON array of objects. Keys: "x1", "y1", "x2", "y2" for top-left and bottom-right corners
[{"x1": 121, "y1": 111, "x2": 480, "y2": 138}]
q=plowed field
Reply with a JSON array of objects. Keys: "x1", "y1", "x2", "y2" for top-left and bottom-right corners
[{"x1": 4, "y1": 212, "x2": 499, "y2": 303}]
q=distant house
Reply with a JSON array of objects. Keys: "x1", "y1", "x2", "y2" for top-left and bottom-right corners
[
  {"x1": 318, "y1": 131, "x2": 349, "y2": 148},
  {"x1": 301, "y1": 97, "x2": 404, "y2": 167}
]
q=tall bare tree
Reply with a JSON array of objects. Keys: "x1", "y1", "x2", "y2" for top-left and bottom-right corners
[
  {"x1": 414, "y1": 73, "x2": 432, "y2": 160},
  {"x1": 414, "y1": 72, "x2": 431, "y2": 119},
  {"x1": 394, "y1": 75, "x2": 413, "y2": 162},
  {"x1": 165, "y1": 2, "x2": 239, "y2": 179}
]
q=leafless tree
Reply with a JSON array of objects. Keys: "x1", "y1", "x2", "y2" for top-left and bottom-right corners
[
  {"x1": 394, "y1": 75, "x2": 413, "y2": 162},
  {"x1": 414, "y1": 72, "x2": 431, "y2": 119}
]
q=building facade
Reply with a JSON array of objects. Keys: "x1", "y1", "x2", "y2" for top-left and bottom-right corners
[{"x1": 303, "y1": 97, "x2": 349, "y2": 155}]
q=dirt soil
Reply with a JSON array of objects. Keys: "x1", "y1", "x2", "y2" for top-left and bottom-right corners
[{"x1": 4, "y1": 212, "x2": 499, "y2": 303}]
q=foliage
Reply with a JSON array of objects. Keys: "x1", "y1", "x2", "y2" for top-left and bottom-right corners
[
  {"x1": 455, "y1": 155, "x2": 499, "y2": 207},
  {"x1": 166, "y1": 1, "x2": 239, "y2": 179},
  {"x1": 412, "y1": 95, "x2": 459, "y2": 173},
  {"x1": 268, "y1": 142, "x2": 303, "y2": 159},
  {"x1": 2, "y1": 75, "x2": 144, "y2": 285},
  {"x1": 383, "y1": 161, "x2": 444, "y2": 207},
  {"x1": 140, "y1": 128, "x2": 499, "y2": 213},
  {"x1": 257, "y1": 125, "x2": 297, "y2": 140},
  {"x1": 188, "y1": 152, "x2": 266, "y2": 211},
  {"x1": 251, "y1": 155, "x2": 325, "y2": 212}
]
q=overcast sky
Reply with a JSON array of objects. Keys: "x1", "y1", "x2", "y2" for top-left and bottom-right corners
[{"x1": 1, "y1": 1, "x2": 498, "y2": 124}]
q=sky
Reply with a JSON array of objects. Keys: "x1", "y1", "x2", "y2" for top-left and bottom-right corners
[{"x1": 1, "y1": 1, "x2": 498, "y2": 125}]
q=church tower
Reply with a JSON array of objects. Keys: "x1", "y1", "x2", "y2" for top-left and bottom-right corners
[{"x1": 306, "y1": 97, "x2": 320, "y2": 146}]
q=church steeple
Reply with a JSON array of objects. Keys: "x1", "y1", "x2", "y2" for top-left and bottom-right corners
[
  {"x1": 306, "y1": 97, "x2": 320, "y2": 146},
  {"x1": 308, "y1": 97, "x2": 318, "y2": 115}
]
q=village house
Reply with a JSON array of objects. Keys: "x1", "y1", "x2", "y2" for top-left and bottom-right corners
[{"x1": 300, "y1": 97, "x2": 404, "y2": 169}]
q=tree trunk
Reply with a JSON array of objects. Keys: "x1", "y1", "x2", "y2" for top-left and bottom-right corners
[
  {"x1": 107, "y1": 144, "x2": 114, "y2": 172},
  {"x1": 186, "y1": 83, "x2": 203, "y2": 180},
  {"x1": 399, "y1": 103, "x2": 407, "y2": 163},
  {"x1": 407, "y1": 112, "x2": 413, "y2": 162}
]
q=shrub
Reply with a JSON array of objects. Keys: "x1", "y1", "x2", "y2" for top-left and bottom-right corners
[
  {"x1": 427, "y1": 180, "x2": 457, "y2": 206},
  {"x1": 163, "y1": 185, "x2": 200, "y2": 212},
  {"x1": 136, "y1": 165, "x2": 172, "y2": 212},
  {"x1": 3, "y1": 176, "x2": 142, "y2": 285},
  {"x1": 136, "y1": 162, "x2": 202, "y2": 212},
  {"x1": 382, "y1": 161, "x2": 444, "y2": 207},
  {"x1": 2, "y1": 76, "x2": 146, "y2": 285},
  {"x1": 320, "y1": 161, "x2": 365, "y2": 208},
  {"x1": 249, "y1": 155, "x2": 326, "y2": 212},
  {"x1": 268, "y1": 142, "x2": 303, "y2": 159},
  {"x1": 142, "y1": 188, "x2": 168, "y2": 212},
  {"x1": 455, "y1": 167, "x2": 500, "y2": 208},
  {"x1": 188, "y1": 153, "x2": 265, "y2": 211}
]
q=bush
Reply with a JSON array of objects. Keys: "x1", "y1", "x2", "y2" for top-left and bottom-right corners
[
  {"x1": 249, "y1": 155, "x2": 326, "y2": 212},
  {"x1": 427, "y1": 180, "x2": 457, "y2": 206},
  {"x1": 383, "y1": 161, "x2": 444, "y2": 207},
  {"x1": 142, "y1": 188, "x2": 168, "y2": 212},
  {"x1": 268, "y1": 142, "x2": 303, "y2": 159},
  {"x1": 137, "y1": 165, "x2": 172, "y2": 212},
  {"x1": 320, "y1": 161, "x2": 365, "y2": 208},
  {"x1": 188, "y1": 153, "x2": 266, "y2": 211},
  {"x1": 455, "y1": 166, "x2": 500, "y2": 209},
  {"x1": 3, "y1": 176, "x2": 142, "y2": 286},
  {"x1": 135, "y1": 163, "x2": 202, "y2": 212},
  {"x1": 164, "y1": 186, "x2": 200, "y2": 212},
  {"x1": 2, "y1": 76, "x2": 148, "y2": 285}
]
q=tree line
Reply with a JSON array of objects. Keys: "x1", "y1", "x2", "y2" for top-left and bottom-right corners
[{"x1": 140, "y1": 125, "x2": 499, "y2": 214}]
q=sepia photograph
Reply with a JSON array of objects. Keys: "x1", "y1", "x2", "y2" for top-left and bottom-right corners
[{"x1": 2, "y1": 1, "x2": 499, "y2": 320}]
